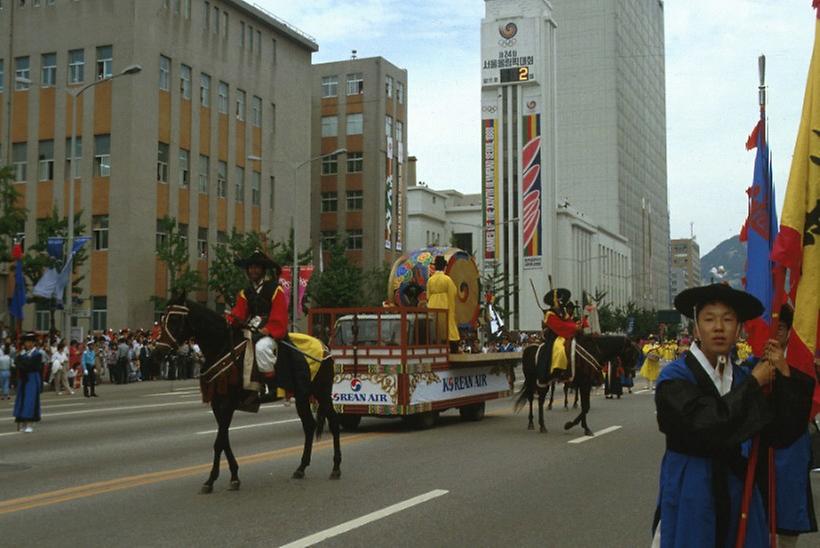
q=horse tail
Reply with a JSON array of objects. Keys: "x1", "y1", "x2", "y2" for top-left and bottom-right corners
[
  {"x1": 513, "y1": 345, "x2": 538, "y2": 413},
  {"x1": 315, "y1": 407, "x2": 326, "y2": 440},
  {"x1": 314, "y1": 356, "x2": 334, "y2": 441},
  {"x1": 513, "y1": 384, "x2": 531, "y2": 414}
]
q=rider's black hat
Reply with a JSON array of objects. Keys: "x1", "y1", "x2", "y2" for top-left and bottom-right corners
[
  {"x1": 674, "y1": 283, "x2": 764, "y2": 322},
  {"x1": 544, "y1": 288, "x2": 571, "y2": 309},
  {"x1": 234, "y1": 249, "x2": 280, "y2": 272}
]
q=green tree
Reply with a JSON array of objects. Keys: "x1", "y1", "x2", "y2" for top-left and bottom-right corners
[
  {"x1": 154, "y1": 216, "x2": 201, "y2": 307},
  {"x1": 306, "y1": 238, "x2": 362, "y2": 308},
  {"x1": 361, "y1": 261, "x2": 392, "y2": 306},
  {"x1": 0, "y1": 166, "x2": 27, "y2": 263},
  {"x1": 207, "y1": 229, "x2": 276, "y2": 308},
  {"x1": 270, "y1": 225, "x2": 312, "y2": 270}
]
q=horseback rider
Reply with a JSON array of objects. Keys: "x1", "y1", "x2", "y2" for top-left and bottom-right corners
[
  {"x1": 535, "y1": 288, "x2": 580, "y2": 384},
  {"x1": 226, "y1": 249, "x2": 309, "y2": 401}
]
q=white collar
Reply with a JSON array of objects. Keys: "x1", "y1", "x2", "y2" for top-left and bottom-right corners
[{"x1": 690, "y1": 343, "x2": 733, "y2": 396}]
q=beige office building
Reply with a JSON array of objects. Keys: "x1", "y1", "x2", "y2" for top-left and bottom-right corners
[
  {"x1": 670, "y1": 237, "x2": 701, "y2": 296},
  {"x1": 310, "y1": 57, "x2": 408, "y2": 271},
  {"x1": 0, "y1": 0, "x2": 317, "y2": 332}
]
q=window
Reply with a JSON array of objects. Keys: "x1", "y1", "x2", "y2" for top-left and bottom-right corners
[
  {"x1": 179, "y1": 149, "x2": 190, "y2": 187},
  {"x1": 68, "y1": 49, "x2": 84, "y2": 84},
  {"x1": 213, "y1": 6, "x2": 220, "y2": 34},
  {"x1": 37, "y1": 140, "x2": 54, "y2": 181},
  {"x1": 35, "y1": 301, "x2": 51, "y2": 332},
  {"x1": 320, "y1": 192, "x2": 337, "y2": 212},
  {"x1": 271, "y1": 38, "x2": 276, "y2": 63},
  {"x1": 320, "y1": 231, "x2": 336, "y2": 248},
  {"x1": 197, "y1": 227, "x2": 208, "y2": 258},
  {"x1": 346, "y1": 113, "x2": 363, "y2": 135},
  {"x1": 65, "y1": 137, "x2": 82, "y2": 179},
  {"x1": 216, "y1": 230, "x2": 227, "y2": 249},
  {"x1": 224, "y1": 12, "x2": 230, "y2": 39},
  {"x1": 216, "y1": 161, "x2": 227, "y2": 197},
  {"x1": 92, "y1": 296, "x2": 107, "y2": 331},
  {"x1": 248, "y1": 24, "x2": 254, "y2": 50},
  {"x1": 92, "y1": 215, "x2": 109, "y2": 250},
  {"x1": 385, "y1": 115, "x2": 393, "y2": 138},
  {"x1": 156, "y1": 219, "x2": 168, "y2": 250},
  {"x1": 0, "y1": 60, "x2": 4, "y2": 92},
  {"x1": 269, "y1": 176, "x2": 275, "y2": 210},
  {"x1": 346, "y1": 190, "x2": 363, "y2": 210},
  {"x1": 15, "y1": 56, "x2": 30, "y2": 89},
  {"x1": 217, "y1": 81, "x2": 228, "y2": 114},
  {"x1": 321, "y1": 116, "x2": 338, "y2": 138},
  {"x1": 321, "y1": 75, "x2": 338, "y2": 98},
  {"x1": 198, "y1": 154, "x2": 209, "y2": 193},
  {"x1": 180, "y1": 64, "x2": 191, "y2": 99},
  {"x1": 178, "y1": 223, "x2": 188, "y2": 248},
  {"x1": 346, "y1": 152, "x2": 363, "y2": 173},
  {"x1": 346, "y1": 73, "x2": 363, "y2": 95},
  {"x1": 204, "y1": 1, "x2": 210, "y2": 29},
  {"x1": 251, "y1": 96, "x2": 262, "y2": 127},
  {"x1": 256, "y1": 30, "x2": 261, "y2": 51},
  {"x1": 157, "y1": 142, "x2": 169, "y2": 182},
  {"x1": 235, "y1": 89, "x2": 245, "y2": 121},
  {"x1": 385, "y1": 75, "x2": 393, "y2": 97},
  {"x1": 397, "y1": 81, "x2": 404, "y2": 104},
  {"x1": 159, "y1": 55, "x2": 170, "y2": 91},
  {"x1": 251, "y1": 171, "x2": 260, "y2": 206},
  {"x1": 12, "y1": 143, "x2": 26, "y2": 181},
  {"x1": 94, "y1": 135, "x2": 111, "y2": 176},
  {"x1": 235, "y1": 166, "x2": 244, "y2": 202},
  {"x1": 41, "y1": 53, "x2": 56, "y2": 87},
  {"x1": 347, "y1": 230, "x2": 363, "y2": 250},
  {"x1": 396, "y1": 120, "x2": 403, "y2": 143},
  {"x1": 182, "y1": 0, "x2": 190, "y2": 18},
  {"x1": 200, "y1": 73, "x2": 210, "y2": 106},
  {"x1": 321, "y1": 154, "x2": 338, "y2": 175},
  {"x1": 96, "y1": 46, "x2": 112, "y2": 79}
]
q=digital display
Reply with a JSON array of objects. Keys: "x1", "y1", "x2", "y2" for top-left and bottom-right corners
[{"x1": 500, "y1": 66, "x2": 530, "y2": 83}]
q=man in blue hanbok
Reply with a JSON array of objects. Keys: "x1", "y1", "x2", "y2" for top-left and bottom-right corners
[
  {"x1": 651, "y1": 284, "x2": 815, "y2": 547},
  {"x1": 13, "y1": 332, "x2": 44, "y2": 433}
]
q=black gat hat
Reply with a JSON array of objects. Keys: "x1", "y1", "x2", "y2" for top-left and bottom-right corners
[
  {"x1": 544, "y1": 288, "x2": 572, "y2": 309},
  {"x1": 674, "y1": 283, "x2": 764, "y2": 322}
]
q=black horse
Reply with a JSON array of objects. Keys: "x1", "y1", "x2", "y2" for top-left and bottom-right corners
[
  {"x1": 515, "y1": 334, "x2": 639, "y2": 436},
  {"x1": 153, "y1": 296, "x2": 342, "y2": 493}
]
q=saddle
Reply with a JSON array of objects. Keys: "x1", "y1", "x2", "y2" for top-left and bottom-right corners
[{"x1": 199, "y1": 330, "x2": 266, "y2": 413}]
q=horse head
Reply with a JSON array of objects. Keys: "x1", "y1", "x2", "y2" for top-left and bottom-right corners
[{"x1": 153, "y1": 293, "x2": 192, "y2": 359}]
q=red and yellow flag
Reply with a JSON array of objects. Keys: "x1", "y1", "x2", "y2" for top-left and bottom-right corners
[{"x1": 771, "y1": 5, "x2": 820, "y2": 415}]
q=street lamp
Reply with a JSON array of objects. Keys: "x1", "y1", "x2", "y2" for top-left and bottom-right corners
[
  {"x1": 288, "y1": 148, "x2": 346, "y2": 330},
  {"x1": 64, "y1": 64, "x2": 141, "y2": 340}
]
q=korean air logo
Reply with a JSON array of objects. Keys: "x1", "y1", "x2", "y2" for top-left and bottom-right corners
[{"x1": 350, "y1": 378, "x2": 362, "y2": 392}]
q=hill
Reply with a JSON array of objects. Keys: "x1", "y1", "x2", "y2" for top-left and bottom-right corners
[{"x1": 700, "y1": 235, "x2": 745, "y2": 289}]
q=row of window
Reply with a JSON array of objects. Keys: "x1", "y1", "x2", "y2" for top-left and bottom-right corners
[
  {"x1": 320, "y1": 190, "x2": 364, "y2": 212},
  {"x1": 0, "y1": 46, "x2": 112, "y2": 91},
  {"x1": 320, "y1": 114, "x2": 404, "y2": 141},
  {"x1": 11, "y1": 136, "x2": 108, "y2": 182},
  {"x1": 156, "y1": 142, "x2": 269, "y2": 207},
  {"x1": 320, "y1": 73, "x2": 405, "y2": 103},
  {"x1": 9, "y1": 0, "x2": 58, "y2": 9},
  {"x1": 158, "y1": 55, "x2": 264, "y2": 126},
  {"x1": 155, "y1": 223, "x2": 230, "y2": 260},
  {"x1": 35, "y1": 295, "x2": 107, "y2": 333},
  {"x1": 203, "y1": 0, "x2": 275, "y2": 60},
  {"x1": 162, "y1": 0, "x2": 191, "y2": 18},
  {"x1": 321, "y1": 152, "x2": 362, "y2": 176},
  {"x1": 320, "y1": 230, "x2": 363, "y2": 250}
]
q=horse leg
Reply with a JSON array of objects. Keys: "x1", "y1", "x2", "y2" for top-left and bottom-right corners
[
  {"x1": 573, "y1": 387, "x2": 579, "y2": 409},
  {"x1": 292, "y1": 394, "x2": 316, "y2": 479},
  {"x1": 320, "y1": 398, "x2": 342, "y2": 479},
  {"x1": 580, "y1": 384, "x2": 593, "y2": 436},
  {"x1": 538, "y1": 388, "x2": 547, "y2": 433},
  {"x1": 547, "y1": 383, "x2": 554, "y2": 410},
  {"x1": 222, "y1": 406, "x2": 241, "y2": 490},
  {"x1": 563, "y1": 383, "x2": 569, "y2": 409},
  {"x1": 202, "y1": 403, "x2": 226, "y2": 494},
  {"x1": 527, "y1": 388, "x2": 535, "y2": 430}
]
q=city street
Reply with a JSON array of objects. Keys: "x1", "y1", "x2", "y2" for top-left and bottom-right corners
[{"x1": 4, "y1": 375, "x2": 816, "y2": 547}]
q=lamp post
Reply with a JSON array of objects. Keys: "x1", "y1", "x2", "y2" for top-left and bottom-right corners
[{"x1": 64, "y1": 64, "x2": 141, "y2": 341}]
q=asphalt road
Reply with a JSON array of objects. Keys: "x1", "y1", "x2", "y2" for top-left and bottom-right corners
[{"x1": 1, "y1": 376, "x2": 818, "y2": 547}]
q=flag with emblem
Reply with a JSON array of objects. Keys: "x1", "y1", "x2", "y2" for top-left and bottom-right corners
[{"x1": 771, "y1": 2, "x2": 820, "y2": 415}]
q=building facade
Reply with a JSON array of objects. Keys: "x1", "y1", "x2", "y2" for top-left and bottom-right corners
[
  {"x1": 1, "y1": 0, "x2": 317, "y2": 332},
  {"x1": 551, "y1": 0, "x2": 670, "y2": 309},
  {"x1": 310, "y1": 56, "x2": 408, "y2": 271},
  {"x1": 670, "y1": 237, "x2": 701, "y2": 296}
]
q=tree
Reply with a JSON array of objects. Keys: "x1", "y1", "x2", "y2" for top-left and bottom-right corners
[
  {"x1": 154, "y1": 216, "x2": 201, "y2": 307},
  {"x1": 0, "y1": 166, "x2": 27, "y2": 263},
  {"x1": 270, "y1": 225, "x2": 312, "y2": 271},
  {"x1": 361, "y1": 261, "x2": 392, "y2": 306},
  {"x1": 306, "y1": 239, "x2": 362, "y2": 308}
]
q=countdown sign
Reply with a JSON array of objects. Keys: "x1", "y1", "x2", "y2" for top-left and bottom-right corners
[{"x1": 481, "y1": 17, "x2": 539, "y2": 87}]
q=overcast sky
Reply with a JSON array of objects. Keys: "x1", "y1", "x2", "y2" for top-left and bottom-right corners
[{"x1": 258, "y1": 0, "x2": 814, "y2": 256}]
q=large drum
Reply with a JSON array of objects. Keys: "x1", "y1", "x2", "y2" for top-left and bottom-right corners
[{"x1": 387, "y1": 246, "x2": 480, "y2": 329}]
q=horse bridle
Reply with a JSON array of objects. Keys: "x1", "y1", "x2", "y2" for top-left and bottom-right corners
[{"x1": 155, "y1": 304, "x2": 191, "y2": 352}]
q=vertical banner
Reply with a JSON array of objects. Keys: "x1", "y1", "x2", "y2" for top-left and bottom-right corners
[
  {"x1": 385, "y1": 135, "x2": 394, "y2": 249},
  {"x1": 521, "y1": 113, "x2": 542, "y2": 268},
  {"x1": 396, "y1": 144, "x2": 404, "y2": 252},
  {"x1": 279, "y1": 266, "x2": 292, "y2": 314},
  {"x1": 482, "y1": 118, "x2": 498, "y2": 260},
  {"x1": 297, "y1": 265, "x2": 314, "y2": 318}
]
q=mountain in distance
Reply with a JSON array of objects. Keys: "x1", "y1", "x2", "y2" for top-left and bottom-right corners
[{"x1": 700, "y1": 235, "x2": 745, "y2": 289}]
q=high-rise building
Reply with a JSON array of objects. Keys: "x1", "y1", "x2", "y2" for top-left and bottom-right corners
[
  {"x1": 670, "y1": 237, "x2": 701, "y2": 296},
  {"x1": 310, "y1": 57, "x2": 408, "y2": 271},
  {"x1": 0, "y1": 0, "x2": 317, "y2": 331},
  {"x1": 551, "y1": 0, "x2": 670, "y2": 310}
]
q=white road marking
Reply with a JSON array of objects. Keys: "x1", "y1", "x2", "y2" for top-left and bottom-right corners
[
  {"x1": 195, "y1": 418, "x2": 301, "y2": 435},
  {"x1": 568, "y1": 425, "x2": 622, "y2": 444},
  {"x1": 202, "y1": 403, "x2": 285, "y2": 414},
  {"x1": 634, "y1": 389, "x2": 653, "y2": 394},
  {"x1": 0, "y1": 430, "x2": 23, "y2": 437},
  {"x1": 42, "y1": 400, "x2": 201, "y2": 418},
  {"x1": 40, "y1": 402, "x2": 86, "y2": 409},
  {"x1": 278, "y1": 489, "x2": 449, "y2": 548},
  {"x1": 143, "y1": 391, "x2": 201, "y2": 397}
]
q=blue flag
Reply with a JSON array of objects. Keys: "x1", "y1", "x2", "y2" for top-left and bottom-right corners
[
  {"x1": 47, "y1": 237, "x2": 65, "y2": 261},
  {"x1": 9, "y1": 253, "x2": 25, "y2": 321},
  {"x1": 741, "y1": 117, "x2": 778, "y2": 356}
]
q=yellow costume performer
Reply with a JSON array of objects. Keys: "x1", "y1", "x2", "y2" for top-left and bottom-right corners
[
  {"x1": 426, "y1": 256, "x2": 460, "y2": 352},
  {"x1": 640, "y1": 339, "x2": 661, "y2": 388}
]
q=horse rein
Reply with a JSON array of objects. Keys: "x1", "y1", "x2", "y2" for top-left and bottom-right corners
[{"x1": 155, "y1": 304, "x2": 191, "y2": 351}]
